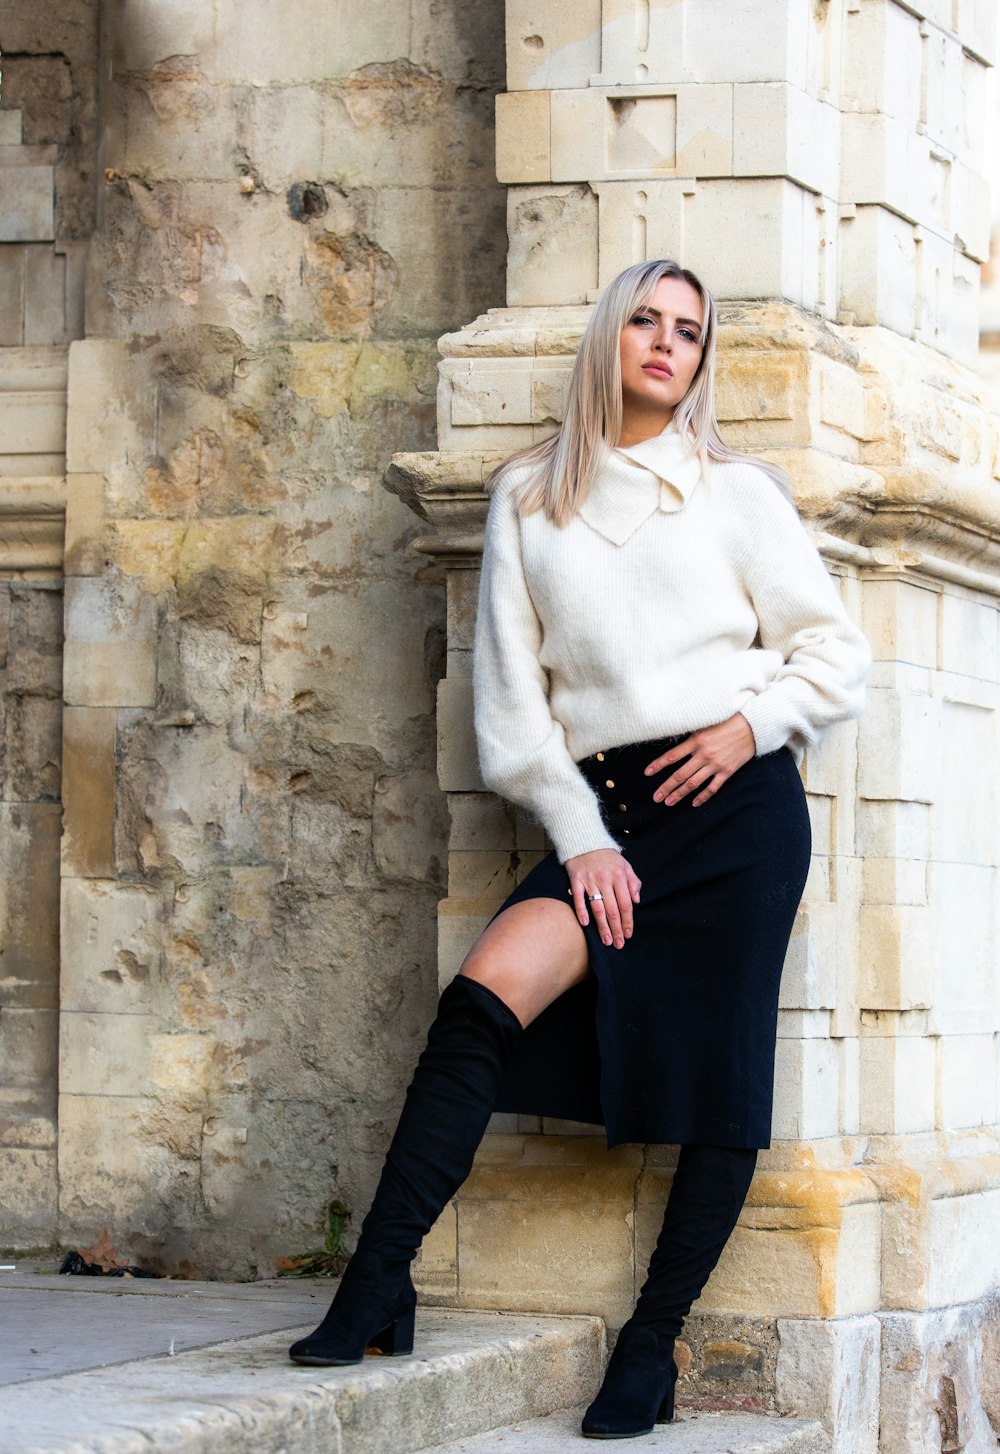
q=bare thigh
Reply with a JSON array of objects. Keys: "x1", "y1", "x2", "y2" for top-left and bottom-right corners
[{"x1": 460, "y1": 897, "x2": 589, "y2": 1029}]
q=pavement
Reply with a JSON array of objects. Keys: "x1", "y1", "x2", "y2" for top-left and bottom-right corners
[{"x1": 0, "y1": 1270, "x2": 830, "y2": 1454}]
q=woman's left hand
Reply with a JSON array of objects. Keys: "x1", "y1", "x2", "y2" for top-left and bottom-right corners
[{"x1": 645, "y1": 713, "x2": 756, "y2": 808}]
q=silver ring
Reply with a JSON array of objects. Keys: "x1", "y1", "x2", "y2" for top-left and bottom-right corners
[{"x1": 588, "y1": 891, "x2": 604, "y2": 902}]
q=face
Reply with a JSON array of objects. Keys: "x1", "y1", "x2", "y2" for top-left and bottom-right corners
[{"x1": 618, "y1": 275, "x2": 705, "y2": 431}]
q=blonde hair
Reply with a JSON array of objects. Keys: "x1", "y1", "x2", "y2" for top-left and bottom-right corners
[{"x1": 490, "y1": 258, "x2": 790, "y2": 525}]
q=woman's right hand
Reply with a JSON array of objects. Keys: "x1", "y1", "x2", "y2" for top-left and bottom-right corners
[{"x1": 564, "y1": 848, "x2": 642, "y2": 950}]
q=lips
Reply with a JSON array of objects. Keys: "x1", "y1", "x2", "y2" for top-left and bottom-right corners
[{"x1": 642, "y1": 363, "x2": 673, "y2": 379}]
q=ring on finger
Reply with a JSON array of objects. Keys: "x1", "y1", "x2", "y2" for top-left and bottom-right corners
[{"x1": 587, "y1": 890, "x2": 604, "y2": 902}]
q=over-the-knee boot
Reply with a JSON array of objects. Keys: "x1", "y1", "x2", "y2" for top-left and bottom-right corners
[
  {"x1": 289, "y1": 975, "x2": 522, "y2": 1366},
  {"x1": 582, "y1": 1143, "x2": 758, "y2": 1439}
]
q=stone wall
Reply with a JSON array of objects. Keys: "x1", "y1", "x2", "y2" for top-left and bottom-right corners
[{"x1": 50, "y1": 0, "x2": 506, "y2": 1275}]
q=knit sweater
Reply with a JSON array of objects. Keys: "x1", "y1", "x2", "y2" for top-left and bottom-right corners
[{"x1": 473, "y1": 428, "x2": 871, "y2": 864}]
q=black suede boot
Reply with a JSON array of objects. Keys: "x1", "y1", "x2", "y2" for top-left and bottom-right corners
[
  {"x1": 582, "y1": 1144, "x2": 758, "y2": 1438},
  {"x1": 289, "y1": 975, "x2": 522, "y2": 1366}
]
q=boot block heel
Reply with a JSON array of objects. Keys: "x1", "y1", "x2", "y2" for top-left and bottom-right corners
[
  {"x1": 656, "y1": 1361, "x2": 678, "y2": 1421},
  {"x1": 367, "y1": 1304, "x2": 415, "y2": 1357}
]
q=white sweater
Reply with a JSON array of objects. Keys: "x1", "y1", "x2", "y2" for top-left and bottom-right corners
[{"x1": 473, "y1": 429, "x2": 871, "y2": 864}]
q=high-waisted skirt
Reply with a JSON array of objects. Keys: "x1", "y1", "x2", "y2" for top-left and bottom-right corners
[{"x1": 492, "y1": 738, "x2": 812, "y2": 1149}]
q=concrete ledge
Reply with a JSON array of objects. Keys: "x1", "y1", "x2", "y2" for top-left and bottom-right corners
[{"x1": 421, "y1": 1405, "x2": 832, "y2": 1452}]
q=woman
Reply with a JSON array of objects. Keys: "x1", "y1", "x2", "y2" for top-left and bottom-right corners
[{"x1": 289, "y1": 259, "x2": 870, "y2": 1440}]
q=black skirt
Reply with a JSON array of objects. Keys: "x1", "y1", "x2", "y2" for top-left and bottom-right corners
[{"x1": 492, "y1": 739, "x2": 812, "y2": 1149}]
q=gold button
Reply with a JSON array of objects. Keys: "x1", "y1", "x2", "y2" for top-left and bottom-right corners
[
  {"x1": 623, "y1": 828, "x2": 630, "y2": 835},
  {"x1": 618, "y1": 803, "x2": 627, "y2": 812},
  {"x1": 596, "y1": 752, "x2": 605, "y2": 762},
  {"x1": 605, "y1": 779, "x2": 615, "y2": 788}
]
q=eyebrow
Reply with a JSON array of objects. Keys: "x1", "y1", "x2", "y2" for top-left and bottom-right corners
[{"x1": 636, "y1": 306, "x2": 703, "y2": 329}]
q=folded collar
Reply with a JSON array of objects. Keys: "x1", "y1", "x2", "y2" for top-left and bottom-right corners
[{"x1": 578, "y1": 428, "x2": 703, "y2": 547}]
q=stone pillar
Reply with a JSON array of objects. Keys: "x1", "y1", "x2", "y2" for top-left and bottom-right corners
[{"x1": 387, "y1": 2, "x2": 1000, "y2": 1448}]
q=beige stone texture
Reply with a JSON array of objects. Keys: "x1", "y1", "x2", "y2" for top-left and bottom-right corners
[{"x1": 60, "y1": 707, "x2": 115, "y2": 877}]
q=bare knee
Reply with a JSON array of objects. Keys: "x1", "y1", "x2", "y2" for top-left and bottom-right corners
[{"x1": 458, "y1": 899, "x2": 588, "y2": 1029}]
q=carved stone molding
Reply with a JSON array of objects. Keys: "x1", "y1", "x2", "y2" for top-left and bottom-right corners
[{"x1": 0, "y1": 476, "x2": 66, "y2": 582}]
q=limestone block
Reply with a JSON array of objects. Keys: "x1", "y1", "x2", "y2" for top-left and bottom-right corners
[
  {"x1": 260, "y1": 578, "x2": 435, "y2": 745},
  {"x1": 880, "y1": 1305, "x2": 1000, "y2": 1454},
  {"x1": 437, "y1": 675, "x2": 481, "y2": 793},
  {"x1": 858, "y1": 904, "x2": 933, "y2": 1012},
  {"x1": 505, "y1": 0, "x2": 602, "y2": 91},
  {"x1": 841, "y1": 1, "x2": 922, "y2": 130},
  {"x1": 64, "y1": 472, "x2": 108, "y2": 577},
  {"x1": 372, "y1": 185, "x2": 508, "y2": 340},
  {"x1": 0, "y1": 803, "x2": 60, "y2": 995},
  {"x1": 816, "y1": 357, "x2": 868, "y2": 447},
  {"x1": 211, "y1": 0, "x2": 407, "y2": 84},
  {"x1": 856, "y1": 799, "x2": 930, "y2": 862},
  {"x1": 59, "y1": 1010, "x2": 156, "y2": 1098},
  {"x1": 447, "y1": 570, "x2": 480, "y2": 654},
  {"x1": 734, "y1": 84, "x2": 839, "y2": 198},
  {"x1": 837, "y1": 206, "x2": 915, "y2": 337},
  {"x1": 0, "y1": 384, "x2": 65, "y2": 461},
  {"x1": 449, "y1": 850, "x2": 519, "y2": 902},
  {"x1": 456, "y1": 1141, "x2": 640, "y2": 1324},
  {"x1": 772, "y1": 1036, "x2": 840, "y2": 1140},
  {"x1": 861, "y1": 578, "x2": 938, "y2": 668},
  {"x1": 682, "y1": 179, "x2": 824, "y2": 312},
  {"x1": 856, "y1": 687, "x2": 936, "y2": 804},
  {"x1": 24, "y1": 245, "x2": 67, "y2": 346},
  {"x1": 496, "y1": 91, "x2": 550, "y2": 185},
  {"x1": 66, "y1": 340, "x2": 148, "y2": 476},
  {"x1": 506, "y1": 185, "x2": 598, "y2": 308},
  {"x1": 438, "y1": 906, "x2": 491, "y2": 987},
  {"x1": 927, "y1": 1184, "x2": 1000, "y2": 1307},
  {"x1": 412, "y1": 1198, "x2": 458, "y2": 1301},
  {"x1": 687, "y1": 0, "x2": 814, "y2": 88},
  {"x1": 0, "y1": 244, "x2": 24, "y2": 345},
  {"x1": 928, "y1": 861, "x2": 995, "y2": 1038},
  {"x1": 939, "y1": 589, "x2": 998, "y2": 681},
  {"x1": 60, "y1": 878, "x2": 162, "y2": 1014},
  {"x1": 446, "y1": 358, "x2": 534, "y2": 428},
  {"x1": 61, "y1": 708, "x2": 115, "y2": 879},
  {"x1": 780, "y1": 901, "x2": 838, "y2": 1012},
  {"x1": 0, "y1": 1005, "x2": 57, "y2": 1089},
  {"x1": 2, "y1": 694, "x2": 61, "y2": 801},
  {"x1": 951, "y1": 160, "x2": 991, "y2": 263},
  {"x1": 935, "y1": 1034, "x2": 997, "y2": 1131},
  {"x1": 858, "y1": 1035, "x2": 936, "y2": 1135},
  {"x1": 448, "y1": 793, "x2": 515, "y2": 853},
  {"x1": 116, "y1": 0, "x2": 215, "y2": 70},
  {"x1": 63, "y1": 576, "x2": 157, "y2": 708},
  {"x1": 0, "y1": 1147, "x2": 56, "y2": 1242},
  {"x1": 0, "y1": 165, "x2": 54, "y2": 242},
  {"x1": 57, "y1": 1092, "x2": 202, "y2": 1241},
  {"x1": 775, "y1": 1315, "x2": 880, "y2": 1454},
  {"x1": 0, "y1": 112, "x2": 22, "y2": 146}
]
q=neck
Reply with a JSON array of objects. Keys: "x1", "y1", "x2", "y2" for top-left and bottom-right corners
[{"x1": 617, "y1": 405, "x2": 674, "y2": 449}]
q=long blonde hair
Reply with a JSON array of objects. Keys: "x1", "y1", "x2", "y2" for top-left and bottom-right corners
[{"x1": 490, "y1": 258, "x2": 790, "y2": 524}]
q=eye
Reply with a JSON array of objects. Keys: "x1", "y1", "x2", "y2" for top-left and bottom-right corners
[
  {"x1": 677, "y1": 327, "x2": 701, "y2": 343},
  {"x1": 630, "y1": 313, "x2": 656, "y2": 327}
]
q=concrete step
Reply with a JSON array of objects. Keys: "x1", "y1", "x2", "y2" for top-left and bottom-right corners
[
  {"x1": 0, "y1": 1274, "x2": 605, "y2": 1454},
  {"x1": 419, "y1": 1405, "x2": 832, "y2": 1454}
]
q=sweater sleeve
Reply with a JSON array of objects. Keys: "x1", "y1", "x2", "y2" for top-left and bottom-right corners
[
  {"x1": 734, "y1": 474, "x2": 872, "y2": 756},
  {"x1": 473, "y1": 486, "x2": 621, "y2": 864}
]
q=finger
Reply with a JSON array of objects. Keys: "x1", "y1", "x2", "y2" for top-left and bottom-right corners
[
  {"x1": 663, "y1": 764, "x2": 713, "y2": 805},
  {"x1": 644, "y1": 737, "x2": 694, "y2": 777},
  {"x1": 599, "y1": 885, "x2": 626, "y2": 948},
  {"x1": 588, "y1": 892, "x2": 613, "y2": 947},
  {"x1": 626, "y1": 866, "x2": 642, "y2": 903},
  {"x1": 612, "y1": 878, "x2": 634, "y2": 939},
  {"x1": 692, "y1": 771, "x2": 727, "y2": 807},
  {"x1": 652, "y1": 758, "x2": 701, "y2": 802},
  {"x1": 570, "y1": 877, "x2": 589, "y2": 926}
]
